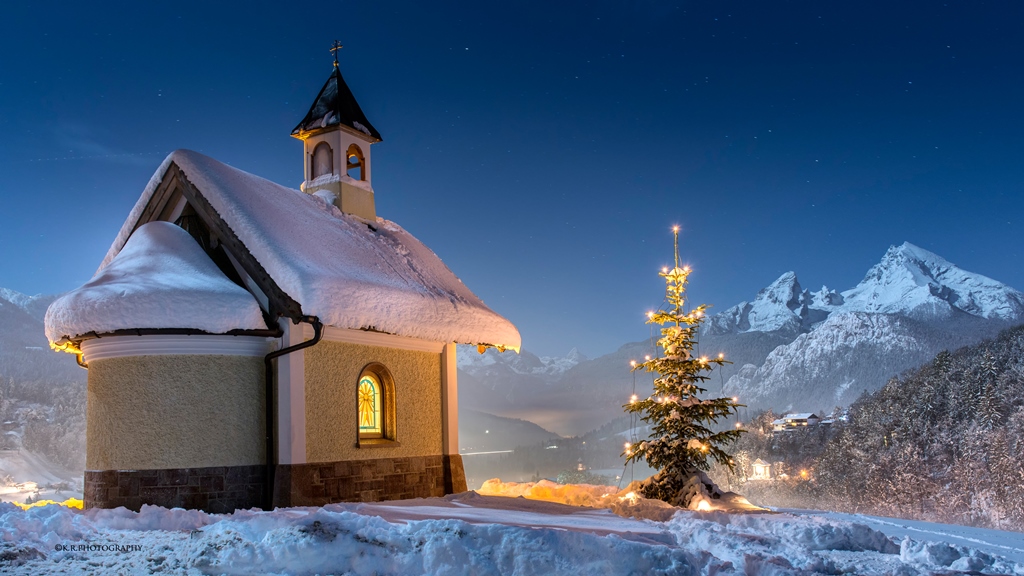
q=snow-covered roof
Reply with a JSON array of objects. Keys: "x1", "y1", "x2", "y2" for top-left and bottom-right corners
[
  {"x1": 752, "y1": 458, "x2": 769, "y2": 466},
  {"x1": 292, "y1": 67, "x2": 382, "y2": 141},
  {"x1": 45, "y1": 221, "x2": 267, "y2": 342},
  {"x1": 92, "y1": 150, "x2": 520, "y2": 350},
  {"x1": 784, "y1": 413, "x2": 819, "y2": 420}
]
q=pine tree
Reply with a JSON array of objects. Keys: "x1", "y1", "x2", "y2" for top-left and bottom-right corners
[{"x1": 623, "y1": 227, "x2": 743, "y2": 507}]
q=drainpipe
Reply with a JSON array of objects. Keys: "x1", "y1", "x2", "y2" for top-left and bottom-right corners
[{"x1": 263, "y1": 315, "x2": 323, "y2": 510}]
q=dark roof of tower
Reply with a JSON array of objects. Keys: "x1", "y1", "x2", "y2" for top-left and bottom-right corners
[{"x1": 291, "y1": 67, "x2": 382, "y2": 142}]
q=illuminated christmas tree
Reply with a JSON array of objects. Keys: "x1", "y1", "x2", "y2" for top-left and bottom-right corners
[{"x1": 624, "y1": 227, "x2": 743, "y2": 508}]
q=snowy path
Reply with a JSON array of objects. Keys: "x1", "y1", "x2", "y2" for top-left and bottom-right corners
[
  {"x1": 0, "y1": 449, "x2": 84, "y2": 505},
  {"x1": 782, "y1": 507, "x2": 1024, "y2": 564},
  {"x1": 353, "y1": 492, "x2": 676, "y2": 544}
]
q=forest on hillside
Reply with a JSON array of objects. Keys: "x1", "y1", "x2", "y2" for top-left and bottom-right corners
[
  {"x1": 712, "y1": 324, "x2": 1024, "y2": 531},
  {"x1": 814, "y1": 324, "x2": 1024, "y2": 530}
]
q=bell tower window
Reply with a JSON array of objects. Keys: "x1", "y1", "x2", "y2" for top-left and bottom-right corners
[
  {"x1": 346, "y1": 144, "x2": 365, "y2": 181},
  {"x1": 312, "y1": 142, "x2": 333, "y2": 179}
]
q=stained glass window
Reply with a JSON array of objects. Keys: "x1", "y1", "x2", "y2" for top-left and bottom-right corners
[{"x1": 358, "y1": 375, "x2": 382, "y2": 437}]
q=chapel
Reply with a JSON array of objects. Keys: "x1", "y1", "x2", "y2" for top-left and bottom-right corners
[{"x1": 44, "y1": 50, "x2": 520, "y2": 512}]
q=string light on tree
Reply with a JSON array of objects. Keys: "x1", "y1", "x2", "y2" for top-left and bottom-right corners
[{"x1": 622, "y1": 226, "x2": 744, "y2": 506}]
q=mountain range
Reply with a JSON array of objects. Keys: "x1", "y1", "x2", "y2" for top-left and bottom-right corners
[{"x1": 458, "y1": 242, "x2": 1024, "y2": 434}]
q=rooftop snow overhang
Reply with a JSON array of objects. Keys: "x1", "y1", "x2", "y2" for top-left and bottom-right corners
[{"x1": 45, "y1": 221, "x2": 272, "y2": 352}]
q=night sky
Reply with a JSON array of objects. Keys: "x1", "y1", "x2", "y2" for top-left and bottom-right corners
[{"x1": 2, "y1": 1, "x2": 1022, "y2": 357}]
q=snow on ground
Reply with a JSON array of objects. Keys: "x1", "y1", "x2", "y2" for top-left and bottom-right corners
[
  {"x1": 782, "y1": 508, "x2": 1024, "y2": 565},
  {"x1": 3, "y1": 482, "x2": 1024, "y2": 575}
]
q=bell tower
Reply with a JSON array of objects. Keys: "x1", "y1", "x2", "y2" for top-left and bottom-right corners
[{"x1": 291, "y1": 41, "x2": 381, "y2": 221}]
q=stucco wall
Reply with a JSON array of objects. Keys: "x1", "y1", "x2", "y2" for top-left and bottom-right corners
[
  {"x1": 305, "y1": 341, "x2": 442, "y2": 463},
  {"x1": 86, "y1": 355, "x2": 265, "y2": 470}
]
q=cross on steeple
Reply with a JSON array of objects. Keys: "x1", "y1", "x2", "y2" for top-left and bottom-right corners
[{"x1": 330, "y1": 40, "x2": 343, "y2": 68}]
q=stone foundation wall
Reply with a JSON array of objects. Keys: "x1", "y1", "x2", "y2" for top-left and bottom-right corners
[
  {"x1": 275, "y1": 454, "x2": 466, "y2": 508},
  {"x1": 84, "y1": 465, "x2": 265, "y2": 513},
  {"x1": 85, "y1": 455, "x2": 467, "y2": 512}
]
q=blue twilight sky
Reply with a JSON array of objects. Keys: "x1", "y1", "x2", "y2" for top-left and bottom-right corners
[{"x1": 1, "y1": 1, "x2": 1022, "y2": 358}]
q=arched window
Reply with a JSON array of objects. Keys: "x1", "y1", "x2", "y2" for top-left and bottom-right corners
[
  {"x1": 346, "y1": 144, "x2": 365, "y2": 181},
  {"x1": 357, "y1": 363, "x2": 396, "y2": 444},
  {"x1": 358, "y1": 374, "x2": 382, "y2": 438},
  {"x1": 311, "y1": 142, "x2": 333, "y2": 178}
]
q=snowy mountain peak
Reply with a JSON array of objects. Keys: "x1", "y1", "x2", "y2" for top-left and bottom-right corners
[
  {"x1": 840, "y1": 242, "x2": 1024, "y2": 320},
  {"x1": 893, "y1": 241, "x2": 946, "y2": 263},
  {"x1": 860, "y1": 242, "x2": 954, "y2": 287},
  {"x1": 0, "y1": 288, "x2": 57, "y2": 322},
  {"x1": 561, "y1": 347, "x2": 587, "y2": 364},
  {"x1": 709, "y1": 242, "x2": 1024, "y2": 336},
  {"x1": 811, "y1": 285, "x2": 844, "y2": 308},
  {"x1": 705, "y1": 271, "x2": 822, "y2": 335},
  {"x1": 457, "y1": 345, "x2": 584, "y2": 378},
  {"x1": 754, "y1": 271, "x2": 803, "y2": 310},
  {"x1": 0, "y1": 288, "x2": 33, "y2": 309}
]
